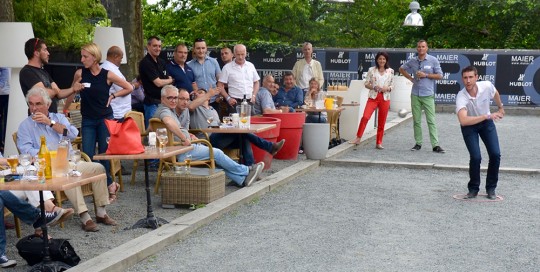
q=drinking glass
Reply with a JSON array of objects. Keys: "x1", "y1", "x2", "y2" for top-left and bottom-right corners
[
  {"x1": 19, "y1": 154, "x2": 32, "y2": 180},
  {"x1": 70, "y1": 150, "x2": 81, "y2": 176},
  {"x1": 6, "y1": 155, "x2": 18, "y2": 174},
  {"x1": 184, "y1": 154, "x2": 192, "y2": 173},
  {"x1": 222, "y1": 116, "x2": 232, "y2": 126},
  {"x1": 34, "y1": 156, "x2": 46, "y2": 183},
  {"x1": 206, "y1": 116, "x2": 214, "y2": 125},
  {"x1": 156, "y1": 128, "x2": 168, "y2": 152}
]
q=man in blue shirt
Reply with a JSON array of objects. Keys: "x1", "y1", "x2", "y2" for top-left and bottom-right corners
[
  {"x1": 187, "y1": 38, "x2": 224, "y2": 112},
  {"x1": 273, "y1": 72, "x2": 303, "y2": 112},
  {"x1": 167, "y1": 43, "x2": 197, "y2": 93},
  {"x1": 399, "y1": 40, "x2": 445, "y2": 153}
]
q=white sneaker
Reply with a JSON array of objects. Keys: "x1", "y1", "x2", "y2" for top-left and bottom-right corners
[
  {"x1": 0, "y1": 255, "x2": 17, "y2": 268},
  {"x1": 243, "y1": 162, "x2": 265, "y2": 187}
]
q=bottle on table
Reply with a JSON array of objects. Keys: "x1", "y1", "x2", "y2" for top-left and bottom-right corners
[
  {"x1": 38, "y1": 135, "x2": 52, "y2": 179},
  {"x1": 55, "y1": 128, "x2": 70, "y2": 177}
]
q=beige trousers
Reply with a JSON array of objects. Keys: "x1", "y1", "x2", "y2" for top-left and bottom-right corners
[{"x1": 62, "y1": 161, "x2": 109, "y2": 214}]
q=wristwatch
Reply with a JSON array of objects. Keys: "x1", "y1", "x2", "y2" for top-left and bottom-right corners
[{"x1": 49, "y1": 120, "x2": 56, "y2": 127}]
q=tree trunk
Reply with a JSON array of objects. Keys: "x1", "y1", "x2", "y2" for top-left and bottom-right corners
[
  {"x1": 101, "y1": 0, "x2": 143, "y2": 81},
  {"x1": 0, "y1": 0, "x2": 15, "y2": 22}
]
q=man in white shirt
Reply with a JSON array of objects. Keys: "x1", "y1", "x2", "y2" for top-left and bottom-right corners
[
  {"x1": 455, "y1": 66, "x2": 504, "y2": 200},
  {"x1": 101, "y1": 46, "x2": 133, "y2": 119},
  {"x1": 218, "y1": 44, "x2": 260, "y2": 114}
]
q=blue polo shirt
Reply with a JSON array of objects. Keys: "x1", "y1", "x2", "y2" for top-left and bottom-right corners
[
  {"x1": 400, "y1": 54, "x2": 443, "y2": 97},
  {"x1": 166, "y1": 61, "x2": 196, "y2": 93},
  {"x1": 187, "y1": 56, "x2": 221, "y2": 91},
  {"x1": 273, "y1": 86, "x2": 304, "y2": 111}
]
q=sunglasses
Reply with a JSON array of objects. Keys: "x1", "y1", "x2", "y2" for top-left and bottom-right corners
[
  {"x1": 166, "y1": 96, "x2": 178, "y2": 101},
  {"x1": 34, "y1": 38, "x2": 40, "y2": 52}
]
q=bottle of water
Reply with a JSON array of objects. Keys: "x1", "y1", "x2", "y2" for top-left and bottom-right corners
[{"x1": 56, "y1": 128, "x2": 70, "y2": 177}]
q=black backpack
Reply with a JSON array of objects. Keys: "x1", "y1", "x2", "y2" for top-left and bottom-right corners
[{"x1": 16, "y1": 235, "x2": 81, "y2": 267}]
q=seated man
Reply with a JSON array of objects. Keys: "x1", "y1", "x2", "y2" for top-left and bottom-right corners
[
  {"x1": 253, "y1": 74, "x2": 283, "y2": 115},
  {"x1": 273, "y1": 71, "x2": 303, "y2": 112},
  {"x1": 188, "y1": 88, "x2": 284, "y2": 166},
  {"x1": 17, "y1": 87, "x2": 116, "y2": 232},
  {"x1": 153, "y1": 85, "x2": 264, "y2": 187}
]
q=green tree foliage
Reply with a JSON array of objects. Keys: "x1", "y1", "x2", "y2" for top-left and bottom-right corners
[
  {"x1": 13, "y1": 0, "x2": 107, "y2": 49},
  {"x1": 142, "y1": 0, "x2": 540, "y2": 50}
]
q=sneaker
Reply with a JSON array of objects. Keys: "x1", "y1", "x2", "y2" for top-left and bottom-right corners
[
  {"x1": 0, "y1": 255, "x2": 16, "y2": 268},
  {"x1": 432, "y1": 146, "x2": 445, "y2": 153},
  {"x1": 32, "y1": 209, "x2": 64, "y2": 229},
  {"x1": 271, "y1": 139, "x2": 286, "y2": 156},
  {"x1": 410, "y1": 144, "x2": 421, "y2": 151},
  {"x1": 243, "y1": 162, "x2": 265, "y2": 187}
]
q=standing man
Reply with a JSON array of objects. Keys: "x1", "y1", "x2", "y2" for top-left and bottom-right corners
[
  {"x1": 220, "y1": 47, "x2": 233, "y2": 65},
  {"x1": 19, "y1": 38, "x2": 84, "y2": 114},
  {"x1": 292, "y1": 42, "x2": 324, "y2": 95},
  {"x1": 167, "y1": 43, "x2": 197, "y2": 93},
  {"x1": 399, "y1": 39, "x2": 445, "y2": 153},
  {"x1": 187, "y1": 38, "x2": 222, "y2": 111},
  {"x1": 139, "y1": 36, "x2": 174, "y2": 127},
  {"x1": 218, "y1": 44, "x2": 260, "y2": 113},
  {"x1": 273, "y1": 71, "x2": 303, "y2": 112},
  {"x1": 456, "y1": 66, "x2": 504, "y2": 200},
  {"x1": 0, "y1": 67, "x2": 9, "y2": 153},
  {"x1": 101, "y1": 46, "x2": 133, "y2": 119}
]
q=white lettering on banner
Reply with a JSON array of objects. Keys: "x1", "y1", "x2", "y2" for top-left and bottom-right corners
[
  {"x1": 365, "y1": 53, "x2": 375, "y2": 60},
  {"x1": 508, "y1": 95, "x2": 531, "y2": 102},
  {"x1": 511, "y1": 55, "x2": 535, "y2": 65},
  {"x1": 262, "y1": 58, "x2": 283, "y2": 63},
  {"x1": 473, "y1": 61, "x2": 496, "y2": 66},
  {"x1": 436, "y1": 80, "x2": 458, "y2": 85},
  {"x1": 509, "y1": 73, "x2": 533, "y2": 87},
  {"x1": 435, "y1": 93, "x2": 456, "y2": 100},
  {"x1": 330, "y1": 59, "x2": 351, "y2": 64},
  {"x1": 437, "y1": 55, "x2": 458, "y2": 61},
  {"x1": 166, "y1": 51, "x2": 174, "y2": 59},
  {"x1": 478, "y1": 75, "x2": 495, "y2": 82},
  {"x1": 296, "y1": 52, "x2": 317, "y2": 59},
  {"x1": 482, "y1": 54, "x2": 489, "y2": 61},
  {"x1": 329, "y1": 72, "x2": 351, "y2": 78}
]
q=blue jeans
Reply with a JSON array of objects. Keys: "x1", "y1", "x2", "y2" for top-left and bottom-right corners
[
  {"x1": 177, "y1": 144, "x2": 249, "y2": 186},
  {"x1": 209, "y1": 133, "x2": 273, "y2": 166},
  {"x1": 0, "y1": 191, "x2": 40, "y2": 256},
  {"x1": 144, "y1": 103, "x2": 158, "y2": 129},
  {"x1": 82, "y1": 117, "x2": 112, "y2": 186},
  {"x1": 460, "y1": 119, "x2": 501, "y2": 193}
]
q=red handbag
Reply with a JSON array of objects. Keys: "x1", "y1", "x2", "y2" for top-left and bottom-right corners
[{"x1": 105, "y1": 117, "x2": 145, "y2": 155}]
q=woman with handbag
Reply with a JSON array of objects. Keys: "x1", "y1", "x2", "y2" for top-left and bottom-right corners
[
  {"x1": 72, "y1": 43, "x2": 132, "y2": 202},
  {"x1": 349, "y1": 51, "x2": 394, "y2": 149}
]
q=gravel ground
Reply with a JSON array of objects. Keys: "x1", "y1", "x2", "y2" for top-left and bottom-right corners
[
  {"x1": 4, "y1": 110, "x2": 539, "y2": 271},
  {"x1": 125, "y1": 111, "x2": 540, "y2": 272}
]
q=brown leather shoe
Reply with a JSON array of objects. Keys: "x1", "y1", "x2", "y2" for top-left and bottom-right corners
[
  {"x1": 271, "y1": 139, "x2": 285, "y2": 156},
  {"x1": 96, "y1": 214, "x2": 117, "y2": 226},
  {"x1": 81, "y1": 220, "x2": 99, "y2": 232}
]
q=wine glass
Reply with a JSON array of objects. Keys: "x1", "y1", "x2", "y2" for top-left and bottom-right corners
[
  {"x1": 19, "y1": 154, "x2": 32, "y2": 180},
  {"x1": 70, "y1": 150, "x2": 81, "y2": 176},
  {"x1": 6, "y1": 155, "x2": 18, "y2": 174},
  {"x1": 156, "y1": 128, "x2": 168, "y2": 152},
  {"x1": 184, "y1": 154, "x2": 192, "y2": 173}
]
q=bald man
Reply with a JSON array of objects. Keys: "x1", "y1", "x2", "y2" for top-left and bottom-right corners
[
  {"x1": 101, "y1": 46, "x2": 133, "y2": 119},
  {"x1": 218, "y1": 44, "x2": 260, "y2": 114}
]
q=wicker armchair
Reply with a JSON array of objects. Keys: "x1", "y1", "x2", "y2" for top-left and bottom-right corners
[{"x1": 149, "y1": 118, "x2": 215, "y2": 194}]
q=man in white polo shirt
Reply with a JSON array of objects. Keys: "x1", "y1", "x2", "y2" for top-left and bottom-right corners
[
  {"x1": 218, "y1": 44, "x2": 260, "y2": 114},
  {"x1": 101, "y1": 46, "x2": 133, "y2": 119}
]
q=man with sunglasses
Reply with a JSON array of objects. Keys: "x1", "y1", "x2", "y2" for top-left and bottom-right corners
[
  {"x1": 19, "y1": 38, "x2": 84, "y2": 114},
  {"x1": 153, "y1": 85, "x2": 264, "y2": 187},
  {"x1": 189, "y1": 88, "x2": 285, "y2": 166}
]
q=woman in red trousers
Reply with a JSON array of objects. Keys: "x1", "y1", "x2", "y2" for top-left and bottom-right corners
[{"x1": 349, "y1": 51, "x2": 393, "y2": 149}]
